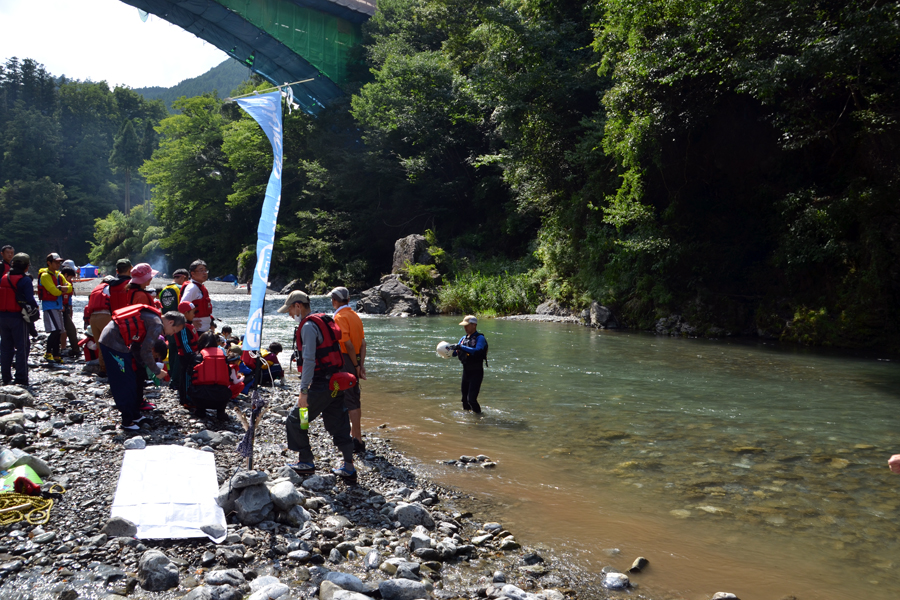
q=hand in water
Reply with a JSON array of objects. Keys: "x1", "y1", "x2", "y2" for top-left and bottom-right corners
[{"x1": 889, "y1": 454, "x2": 900, "y2": 474}]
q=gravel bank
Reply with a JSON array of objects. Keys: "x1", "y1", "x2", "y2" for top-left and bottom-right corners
[{"x1": 0, "y1": 334, "x2": 619, "y2": 600}]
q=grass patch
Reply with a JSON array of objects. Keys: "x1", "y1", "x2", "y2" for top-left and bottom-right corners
[{"x1": 438, "y1": 270, "x2": 541, "y2": 316}]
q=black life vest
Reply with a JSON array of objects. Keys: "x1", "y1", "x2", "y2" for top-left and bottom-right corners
[
  {"x1": 458, "y1": 331, "x2": 488, "y2": 366},
  {"x1": 294, "y1": 313, "x2": 344, "y2": 380},
  {"x1": 0, "y1": 273, "x2": 24, "y2": 313}
]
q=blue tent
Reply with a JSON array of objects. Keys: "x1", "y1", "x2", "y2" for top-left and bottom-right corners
[{"x1": 79, "y1": 264, "x2": 99, "y2": 278}]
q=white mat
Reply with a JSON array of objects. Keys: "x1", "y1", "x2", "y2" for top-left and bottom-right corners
[{"x1": 111, "y1": 445, "x2": 227, "y2": 543}]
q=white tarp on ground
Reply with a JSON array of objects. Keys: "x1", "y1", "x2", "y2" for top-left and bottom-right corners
[{"x1": 111, "y1": 445, "x2": 226, "y2": 543}]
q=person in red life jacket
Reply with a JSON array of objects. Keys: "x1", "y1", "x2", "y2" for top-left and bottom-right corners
[
  {"x1": 58, "y1": 266, "x2": 80, "y2": 359},
  {"x1": 180, "y1": 259, "x2": 214, "y2": 333},
  {"x1": 225, "y1": 345, "x2": 245, "y2": 399},
  {"x1": 78, "y1": 325, "x2": 99, "y2": 365},
  {"x1": 0, "y1": 253, "x2": 39, "y2": 386},
  {"x1": 1, "y1": 245, "x2": 14, "y2": 277},
  {"x1": 105, "y1": 258, "x2": 133, "y2": 313},
  {"x1": 171, "y1": 301, "x2": 200, "y2": 407},
  {"x1": 278, "y1": 290, "x2": 356, "y2": 478},
  {"x1": 38, "y1": 253, "x2": 73, "y2": 364},
  {"x1": 239, "y1": 342, "x2": 284, "y2": 391},
  {"x1": 99, "y1": 306, "x2": 184, "y2": 431},
  {"x1": 126, "y1": 263, "x2": 159, "y2": 307},
  {"x1": 85, "y1": 280, "x2": 112, "y2": 376},
  {"x1": 188, "y1": 332, "x2": 231, "y2": 419}
]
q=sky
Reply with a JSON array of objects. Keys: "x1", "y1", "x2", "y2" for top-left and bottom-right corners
[{"x1": 0, "y1": 0, "x2": 230, "y2": 89}]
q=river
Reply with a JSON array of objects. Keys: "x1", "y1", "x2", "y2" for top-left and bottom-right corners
[{"x1": 98, "y1": 294, "x2": 900, "y2": 600}]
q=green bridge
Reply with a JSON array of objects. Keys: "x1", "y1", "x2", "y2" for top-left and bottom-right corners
[{"x1": 119, "y1": 0, "x2": 376, "y2": 112}]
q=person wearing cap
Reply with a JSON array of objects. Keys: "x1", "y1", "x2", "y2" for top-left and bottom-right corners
[
  {"x1": 125, "y1": 263, "x2": 159, "y2": 307},
  {"x1": 100, "y1": 307, "x2": 184, "y2": 430},
  {"x1": 1, "y1": 245, "x2": 14, "y2": 277},
  {"x1": 278, "y1": 290, "x2": 356, "y2": 478},
  {"x1": 38, "y1": 253, "x2": 73, "y2": 363},
  {"x1": 158, "y1": 268, "x2": 188, "y2": 313},
  {"x1": 180, "y1": 259, "x2": 214, "y2": 333},
  {"x1": 0, "y1": 253, "x2": 38, "y2": 385},
  {"x1": 330, "y1": 286, "x2": 368, "y2": 453},
  {"x1": 451, "y1": 315, "x2": 488, "y2": 413},
  {"x1": 105, "y1": 258, "x2": 134, "y2": 313},
  {"x1": 172, "y1": 300, "x2": 200, "y2": 407}
]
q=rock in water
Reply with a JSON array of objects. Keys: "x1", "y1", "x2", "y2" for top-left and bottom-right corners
[
  {"x1": 628, "y1": 556, "x2": 649, "y2": 573},
  {"x1": 711, "y1": 594, "x2": 741, "y2": 600},
  {"x1": 379, "y1": 578, "x2": 429, "y2": 600},
  {"x1": 391, "y1": 234, "x2": 432, "y2": 273},
  {"x1": 100, "y1": 517, "x2": 137, "y2": 538},
  {"x1": 138, "y1": 550, "x2": 179, "y2": 591},
  {"x1": 601, "y1": 572, "x2": 629, "y2": 590}
]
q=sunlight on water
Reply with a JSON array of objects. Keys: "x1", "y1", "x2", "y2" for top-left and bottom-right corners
[{"x1": 186, "y1": 297, "x2": 900, "y2": 599}]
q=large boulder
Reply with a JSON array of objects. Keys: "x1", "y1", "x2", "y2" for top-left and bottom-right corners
[
  {"x1": 358, "y1": 276, "x2": 423, "y2": 316},
  {"x1": 234, "y1": 484, "x2": 274, "y2": 525},
  {"x1": 589, "y1": 301, "x2": 619, "y2": 329},
  {"x1": 535, "y1": 300, "x2": 575, "y2": 317},
  {"x1": 392, "y1": 234, "x2": 432, "y2": 274},
  {"x1": 138, "y1": 550, "x2": 179, "y2": 591}
]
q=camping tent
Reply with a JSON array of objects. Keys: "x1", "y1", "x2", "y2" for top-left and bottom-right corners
[{"x1": 79, "y1": 264, "x2": 99, "y2": 278}]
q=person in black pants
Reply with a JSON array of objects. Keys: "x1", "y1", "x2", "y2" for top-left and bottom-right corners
[
  {"x1": 0, "y1": 253, "x2": 39, "y2": 386},
  {"x1": 452, "y1": 315, "x2": 488, "y2": 414}
]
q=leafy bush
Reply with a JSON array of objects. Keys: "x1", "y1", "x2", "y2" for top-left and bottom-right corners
[{"x1": 438, "y1": 270, "x2": 541, "y2": 316}]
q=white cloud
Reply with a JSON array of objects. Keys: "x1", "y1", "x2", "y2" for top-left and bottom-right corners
[{"x1": 0, "y1": 0, "x2": 229, "y2": 88}]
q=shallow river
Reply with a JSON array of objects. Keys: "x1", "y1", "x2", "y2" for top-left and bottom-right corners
[{"x1": 160, "y1": 296, "x2": 900, "y2": 599}]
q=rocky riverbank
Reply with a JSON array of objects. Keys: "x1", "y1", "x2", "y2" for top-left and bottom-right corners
[{"x1": 0, "y1": 335, "x2": 641, "y2": 600}]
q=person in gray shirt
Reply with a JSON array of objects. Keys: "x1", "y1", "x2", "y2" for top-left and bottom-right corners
[{"x1": 278, "y1": 290, "x2": 355, "y2": 478}]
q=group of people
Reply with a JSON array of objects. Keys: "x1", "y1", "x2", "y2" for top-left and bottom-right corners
[{"x1": 0, "y1": 245, "x2": 498, "y2": 478}]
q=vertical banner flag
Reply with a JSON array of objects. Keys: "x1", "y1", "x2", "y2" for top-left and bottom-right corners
[{"x1": 235, "y1": 92, "x2": 283, "y2": 351}]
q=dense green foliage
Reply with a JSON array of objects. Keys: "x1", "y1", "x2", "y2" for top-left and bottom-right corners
[
  {"x1": 0, "y1": 56, "x2": 166, "y2": 262},
  {"x1": 134, "y1": 59, "x2": 251, "y2": 112},
  {"x1": 4, "y1": 0, "x2": 900, "y2": 348}
]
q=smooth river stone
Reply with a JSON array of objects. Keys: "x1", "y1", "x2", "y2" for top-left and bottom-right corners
[{"x1": 669, "y1": 509, "x2": 691, "y2": 519}]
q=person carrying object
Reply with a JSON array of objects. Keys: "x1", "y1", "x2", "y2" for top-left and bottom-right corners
[
  {"x1": 99, "y1": 306, "x2": 183, "y2": 430},
  {"x1": 451, "y1": 315, "x2": 488, "y2": 414},
  {"x1": 0, "y1": 253, "x2": 39, "y2": 386},
  {"x1": 279, "y1": 290, "x2": 356, "y2": 478}
]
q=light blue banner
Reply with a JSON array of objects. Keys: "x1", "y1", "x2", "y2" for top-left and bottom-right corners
[{"x1": 236, "y1": 91, "x2": 283, "y2": 351}]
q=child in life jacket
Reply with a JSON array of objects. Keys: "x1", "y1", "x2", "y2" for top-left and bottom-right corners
[
  {"x1": 173, "y1": 301, "x2": 200, "y2": 406},
  {"x1": 152, "y1": 337, "x2": 169, "y2": 372},
  {"x1": 225, "y1": 345, "x2": 245, "y2": 399},
  {"x1": 189, "y1": 332, "x2": 231, "y2": 420},
  {"x1": 78, "y1": 326, "x2": 99, "y2": 364},
  {"x1": 240, "y1": 342, "x2": 284, "y2": 391}
]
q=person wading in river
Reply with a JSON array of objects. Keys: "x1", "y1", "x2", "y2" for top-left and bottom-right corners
[{"x1": 451, "y1": 315, "x2": 488, "y2": 414}]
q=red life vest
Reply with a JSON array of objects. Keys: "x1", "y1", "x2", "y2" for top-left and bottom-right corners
[
  {"x1": 193, "y1": 347, "x2": 230, "y2": 386},
  {"x1": 37, "y1": 270, "x2": 63, "y2": 302},
  {"x1": 128, "y1": 288, "x2": 154, "y2": 307},
  {"x1": 86, "y1": 283, "x2": 110, "y2": 316},
  {"x1": 295, "y1": 313, "x2": 344, "y2": 376},
  {"x1": 111, "y1": 304, "x2": 162, "y2": 345},
  {"x1": 108, "y1": 278, "x2": 132, "y2": 312},
  {"x1": 181, "y1": 281, "x2": 212, "y2": 318},
  {"x1": 0, "y1": 273, "x2": 24, "y2": 313}
]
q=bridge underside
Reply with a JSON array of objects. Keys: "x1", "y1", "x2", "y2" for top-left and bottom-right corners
[{"x1": 120, "y1": 0, "x2": 375, "y2": 112}]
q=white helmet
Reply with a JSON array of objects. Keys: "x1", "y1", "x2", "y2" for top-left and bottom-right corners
[{"x1": 435, "y1": 341, "x2": 453, "y2": 359}]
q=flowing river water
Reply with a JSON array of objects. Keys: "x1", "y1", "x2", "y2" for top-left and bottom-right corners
[{"x1": 184, "y1": 295, "x2": 900, "y2": 599}]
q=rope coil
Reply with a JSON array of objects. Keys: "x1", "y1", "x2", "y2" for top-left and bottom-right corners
[{"x1": 0, "y1": 493, "x2": 54, "y2": 525}]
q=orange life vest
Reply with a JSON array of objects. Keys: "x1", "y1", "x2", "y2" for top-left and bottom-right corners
[
  {"x1": 111, "y1": 304, "x2": 162, "y2": 345},
  {"x1": 0, "y1": 273, "x2": 24, "y2": 313},
  {"x1": 193, "y1": 347, "x2": 229, "y2": 386},
  {"x1": 181, "y1": 281, "x2": 212, "y2": 318}
]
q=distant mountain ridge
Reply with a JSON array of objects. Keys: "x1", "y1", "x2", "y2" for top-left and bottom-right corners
[{"x1": 134, "y1": 59, "x2": 251, "y2": 111}]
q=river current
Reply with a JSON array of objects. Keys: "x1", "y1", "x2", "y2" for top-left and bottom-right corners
[{"x1": 93, "y1": 294, "x2": 900, "y2": 600}]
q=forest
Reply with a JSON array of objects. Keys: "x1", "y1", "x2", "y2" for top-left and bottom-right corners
[{"x1": 2, "y1": 0, "x2": 899, "y2": 349}]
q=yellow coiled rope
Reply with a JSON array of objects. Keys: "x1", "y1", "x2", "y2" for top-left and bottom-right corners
[{"x1": 0, "y1": 484, "x2": 65, "y2": 525}]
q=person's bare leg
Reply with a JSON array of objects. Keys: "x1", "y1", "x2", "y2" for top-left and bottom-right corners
[{"x1": 349, "y1": 408, "x2": 362, "y2": 442}]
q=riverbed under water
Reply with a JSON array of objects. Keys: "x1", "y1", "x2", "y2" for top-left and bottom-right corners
[{"x1": 193, "y1": 296, "x2": 900, "y2": 599}]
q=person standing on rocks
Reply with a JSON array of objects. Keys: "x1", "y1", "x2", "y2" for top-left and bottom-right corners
[
  {"x1": 105, "y1": 258, "x2": 134, "y2": 313},
  {"x1": 330, "y1": 286, "x2": 368, "y2": 453},
  {"x1": 0, "y1": 253, "x2": 38, "y2": 385},
  {"x1": 99, "y1": 306, "x2": 184, "y2": 430},
  {"x1": 59, "y1": 265, "x2": 80, "y2": 359},
  {"x1": 180, "y1": 259, "x2": 214, "y2": 333},
  {"x1": 0, "y1": 245, "x2": 14, "y2": 277},
  {"x1": 278, "y1": 290, "x2": 356, "y2": 478},
  {"x1": 38, "y1": 253, "x2": 73, "y2": 363},
  {"x1": 172, "y1": 301, "x2": 200, "y2": 408},
  {"x1": 451, "y1": 315, "x2": 488, "y2": 414}
]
